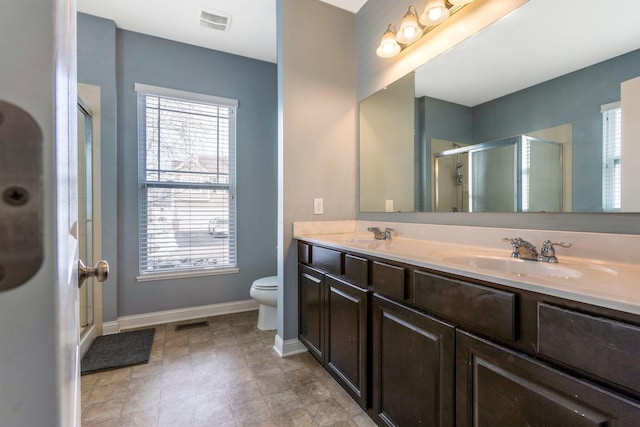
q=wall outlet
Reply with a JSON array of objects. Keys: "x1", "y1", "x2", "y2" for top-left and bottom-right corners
[
  {"x1": 314, "y1": 198, "x2": 324, "y2": 215},
  {"x1": 385, "y1": 200, "x2": 394, "y2": 212}
]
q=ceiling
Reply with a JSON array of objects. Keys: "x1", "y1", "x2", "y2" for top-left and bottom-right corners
[
  {"x1": 77, "y1": 0, "x2": 367, "y2": 63},
  {"x1": 78, "y1": 0, "x2": 640, "y2": 106},
  {"x1": 415, "y1": 0, "x2": 640, "y2": 106}
]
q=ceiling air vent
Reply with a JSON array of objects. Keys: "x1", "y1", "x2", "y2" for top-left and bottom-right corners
[{"x1": 200, "y1": 9, "x2": 231, "y2": 31}]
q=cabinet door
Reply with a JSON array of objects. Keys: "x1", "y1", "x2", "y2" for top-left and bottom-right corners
[
  {"x1": 372, "y1": 294, "x2": 455, "y2": 427},
  {"x1": 326, "y1": 275, "x2": 369, "y2": 408},
  {"x1": 298, "y1": 264, "x2": 326, "y2": 363},
  {"x1": 456, "y1": 330, "x2": 640, "y2": 426}
]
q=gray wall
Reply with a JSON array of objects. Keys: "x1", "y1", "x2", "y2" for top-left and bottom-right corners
[
  {"x1": 116, "y1": 30, "x2": 277, "y2": 316},
  {"x1": 277, "y1": 0, "x2": 357, "y2": 341},
  {"x1": 472, "y1": 49, "x2": 640, "y2": 212},
  {"x1": 77, "y1": 13, "x2": 119, "y2": 321},
  {"x1": 79, "y1": 16, "x2": 278, "y2": 318},
  {"x1": 414, "y1": 49, "x2": 640, "y2": 214},
  {"x1": 417, "y1": 96, "x2": 473, "y2": 211}
]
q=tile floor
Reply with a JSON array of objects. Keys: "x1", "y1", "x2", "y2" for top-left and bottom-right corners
[{"x1": 81, "y1": 311, "x2": 376, "y2": 426}]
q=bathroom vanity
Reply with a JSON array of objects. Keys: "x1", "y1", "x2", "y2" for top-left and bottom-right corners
[{"x1": 295, "y1": 225, "x2": 640, "y2": 426}]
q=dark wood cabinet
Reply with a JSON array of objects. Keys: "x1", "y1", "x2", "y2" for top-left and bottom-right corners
[
  {"x1": 298, "y1": 264, "x2": 326, "y2": 363},
  {"x1": 372, "y1": 294, "x2": 455, "y2": 427},
  {"x1": 537, "y1": 302, "x2": 640, "y2": 396},
  {"x1": 297, "y1": 241, "x2": 640, "y2": 426},
  {"x1": 298, "y1": 255, "x2": 370, "y2": 409},
  {"x1": 413, "y1": 270, "x2": 517, "y2": 341},
  {"x1": 456, "y1": 330, "x2": 640, "y2": 426},
  {"x1": 325, "y1": 275, "x2": 369, "y2": 408}
]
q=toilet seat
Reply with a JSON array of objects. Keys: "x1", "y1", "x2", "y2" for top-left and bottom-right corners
[{"x1": 252, "y1": 276, "x2": 278, "y2": 290}]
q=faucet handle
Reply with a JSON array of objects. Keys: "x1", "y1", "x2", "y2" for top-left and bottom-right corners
[
  {"x1": 502, "y1": 237, "x2": 523, "y2": 243},
  {"x1": 367, "y1": 226, "x2": 383, "y2": 240},
  {"x1": 502, "y1": 237, "x2": 524, "y2": 257},
  {"x1": 540, "y1": 240, "x2": 572, "y2": 256},
  {"x1": 383, "y1": 227, "x2": 394, "y2": 240}
]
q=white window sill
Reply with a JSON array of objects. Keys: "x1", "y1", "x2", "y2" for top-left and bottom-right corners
[{"x1": 136, "y1": 267, "x2": 239, "y2": 282}]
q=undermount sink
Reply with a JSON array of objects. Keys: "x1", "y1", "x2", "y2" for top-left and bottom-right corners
[
  {"x1": 344, "y1": 238, "x2": 392, "y2": 248},
  {"x1": 439, "y1": 254, "x2": 583, "y2": 279}
]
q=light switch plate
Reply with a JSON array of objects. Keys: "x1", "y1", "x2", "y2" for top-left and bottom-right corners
[
  {"x1": 385, "y1": 200, "x2": 394, "y2": 212},
  {"x1": 313, "y1": 198, "x2": 323, "y2": 215}
]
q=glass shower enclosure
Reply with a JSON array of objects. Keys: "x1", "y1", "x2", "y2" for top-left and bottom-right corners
[{"x1": 435, "y1": 135, "x2": 563, "y2": 212}]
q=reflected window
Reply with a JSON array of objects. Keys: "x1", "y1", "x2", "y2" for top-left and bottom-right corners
[{"x1": 601, "y1": 102, "x2": 621, "y2": 212}]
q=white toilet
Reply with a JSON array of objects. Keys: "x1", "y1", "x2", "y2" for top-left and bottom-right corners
[{"x1": 250, "y1": 276, "x2": 278, "y2": 330}]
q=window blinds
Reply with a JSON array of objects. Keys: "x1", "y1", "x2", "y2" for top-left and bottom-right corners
[
  {"x1": 136, "y1": 85, "x2": 237, "y2": 276},
  {"x1": 602, "y1": 102, "x2": 621, "y2": 212}
]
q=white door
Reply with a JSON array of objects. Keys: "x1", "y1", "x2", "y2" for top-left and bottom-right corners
[{"x1": 0, "y1": 1, "x2": 80, "y2": 426}]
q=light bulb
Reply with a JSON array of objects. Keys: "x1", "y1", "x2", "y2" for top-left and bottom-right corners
[
  {"x1": 396, "y1": 6, "x2": 423, "y2": 45},
  {"x1": 419, "y1": 0, "x2": 450, "y2": 26},
  {"x1": 376, "y1": 24, "x2": 401, "y2": 58},
  {"x1": 429, "y1": 7, "x2": 443, "y2": 21},
  {"x1": 403, "y1": 27, "x2": 416, "y2": 39}
]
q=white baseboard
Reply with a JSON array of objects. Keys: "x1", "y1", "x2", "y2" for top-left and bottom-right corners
[
  {"x1": 273, "y1": 334, "x2": 307, "y2": 358},
  {"x1": 102, "y1": 321, "x2": 119, "y2": 335},
  {"x1": 101, "y1": 299, "x2": 259, "y2": 334}
]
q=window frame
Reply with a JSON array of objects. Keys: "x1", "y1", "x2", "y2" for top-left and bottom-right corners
[
  {"x1": 601, "y1": 101, "x2": 621, "y2": 212},
  {"x1": 134, "y1": 83, "x2": 239, "y2": 280}
]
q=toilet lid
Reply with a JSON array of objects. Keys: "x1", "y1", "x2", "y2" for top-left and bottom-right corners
[{"x1": 253, "y1": 276, "x2": 278, "y2": 290}]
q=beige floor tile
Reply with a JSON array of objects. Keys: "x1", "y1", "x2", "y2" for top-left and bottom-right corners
[
  {"x1": 272, "y1": 407, "x2": 318, "y2": 427},
  {"x1": 195, "y1": 405, "x2": 236, "y2": 427},
  {"x1": 226, "y1": 379, "x2": 263, "y2": 405},
  {"x1": 264, "y1": 389, "x2": 304, "y2": 416},
  {"x1": 82, "y1": 399, "x2": 123, "y2": 424},
  {"x1": 82, "y1": 310, "x2": 373, "y2": 427},
  {"x1": 294, "y1": 380, "x2": 333, "y2": 406},
  {"x1": 306, "y1": 397, "x2": 351, "y2": 426},
  {"x1": 231, "y1": 398, "x2": 271, "y2": 426},
  {"x1": 117, "y1": 408, "x2": 159, "y2": 427},
  {"x1": 121, "y1": 387, "x2": 161, "y2": 415}
]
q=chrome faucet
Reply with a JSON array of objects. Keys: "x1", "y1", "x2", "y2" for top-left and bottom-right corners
[
  {"x1": 503, "y1": 237, "x2": 572, "y2": 263},
  {"x1": 368, "y1": 226, "x2": 393, "y2": 241},
  {"x1": 503, "y1": 237, "x2": 539, "y2": 261},
  {"x1": 538, "y1": 240, "x2": 572, "y2": 263}
]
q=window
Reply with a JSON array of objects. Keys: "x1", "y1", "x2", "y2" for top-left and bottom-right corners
[
  {"x1": 602, "y1": 102, "x2": 621, "y2": 212},
  {"x1": 136, "y1": 84, "x2": 237, "y2": 278}
]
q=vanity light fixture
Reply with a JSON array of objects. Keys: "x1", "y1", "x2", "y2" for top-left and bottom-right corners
[
  {"x1": 396, "y1": 6, "x2": 424, "y2": 45},
  {"x1": 376, "y1": 24, "x2": 402, "y2": 58},
  {"x1": 377, "y1": 0, "x2": 474, "y2": 58},
  {"x1": 420, "y1": 0, "x2": 450, "y2": 26}
]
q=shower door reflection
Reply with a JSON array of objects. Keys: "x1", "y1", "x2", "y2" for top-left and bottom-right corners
[
  {"x1": 435, "y1": 135, "x2": 563, "y2": 212},
  {"x1": 78, "y1": 100, "x2": 94, "y2": 336}
]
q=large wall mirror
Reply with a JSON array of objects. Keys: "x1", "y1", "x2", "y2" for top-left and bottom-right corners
[{"x1": 360, "y1": 0, "x2": 640, "y2": 214}]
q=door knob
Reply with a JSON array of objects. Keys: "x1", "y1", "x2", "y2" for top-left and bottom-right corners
[{"x1": 78, "y1": 259, "x2": 109, "y2": 288}]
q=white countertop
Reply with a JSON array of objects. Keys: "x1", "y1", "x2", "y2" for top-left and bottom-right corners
[{"x1": 294, "y1": 228, "x2": 640, "y2": 316}]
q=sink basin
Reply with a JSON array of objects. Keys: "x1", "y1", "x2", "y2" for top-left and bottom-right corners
[
  {"x1": 439, "y1": 254, "x2": 582, "y2": 279},
  {"x1": 344, "y1": 238, "x2": 393, "y2": 248}
]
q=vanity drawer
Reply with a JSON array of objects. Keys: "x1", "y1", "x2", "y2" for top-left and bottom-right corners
[
  {"x1": 345, "y1": 254, "x2": 368, "y2": 288},
  {"x1": 312, "y1": 246, "x2": 343, "y2": 276},
  {"x1": 537, "y1": 303, "x2": 640, "y2": 394},
  {"x1": 298, "y1": 242, "x2": 311, "y2": 264},
  {"x1": 372, "y1": 261, "x2": 406, "y2": 300},
  {"x1": 413, "y1": 271, "x2": 517, "y2": 341}
]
